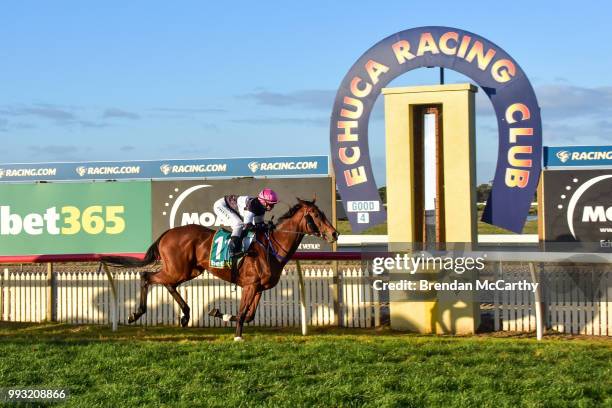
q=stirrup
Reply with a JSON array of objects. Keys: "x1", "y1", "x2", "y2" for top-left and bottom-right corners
[{"x1": 230, "y1": 250, "x2": 244, "y2": 259}]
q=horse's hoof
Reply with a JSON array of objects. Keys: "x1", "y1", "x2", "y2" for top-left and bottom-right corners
[
  {"x1": 180, "y1": 315, "x2": 190, "y2": 328},
  {"x1": 234, "y1": 336, "x2": 244, "y2": 342},
  {"x1": 128, "y1": 314, "x2": 137, "y2": 324},
  {"x1": 208, "y1": 308, "x2": 221, "y2": 318}
]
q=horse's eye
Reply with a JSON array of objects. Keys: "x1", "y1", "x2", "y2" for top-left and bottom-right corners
[{"x1": 314, "y1": 213, "x2": 319, "y2": 218}]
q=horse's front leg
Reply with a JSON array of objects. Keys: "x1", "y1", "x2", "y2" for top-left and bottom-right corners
[
  {"x1": 244, "y1": 291, "x2": 262, "y2": 323},
  {"x1": 234, "y1": 284, "x2": 257, "y2": 341}
]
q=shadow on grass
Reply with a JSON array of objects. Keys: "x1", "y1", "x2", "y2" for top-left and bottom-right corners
[{"x1": 0, "y1": 322, "x2": 610, "y2": 346}]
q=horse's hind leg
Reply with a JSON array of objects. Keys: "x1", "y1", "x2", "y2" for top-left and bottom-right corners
[
  {"x1": 208, "y1": 307, "x2": 236, "y2": 323},
  {"x1": 129, "y1": 272, "x2": 150, "y2": 323},
  {"x1": 165, "y1": 284, "x2": 190, "y2": 328},
  {"x1": 208, "y1": 291, "x2": 261, "y2": 324}
]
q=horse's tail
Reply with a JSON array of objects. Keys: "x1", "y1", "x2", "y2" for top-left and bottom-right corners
[{"x1": 101, "y1": 231, "x2": 168, "y2": 268}]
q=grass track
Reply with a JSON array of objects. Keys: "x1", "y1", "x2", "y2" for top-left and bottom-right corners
[
  {"x1": 0, "y1": 323, "x2": 610, "y2": 407},
  {"x1": 336, "y1": 219, "x2": 539, "y2": 235}
]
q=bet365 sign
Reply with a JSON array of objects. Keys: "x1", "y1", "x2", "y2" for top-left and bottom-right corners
[{"x1": 0, "y1": 182, "x2": 151, "y2": 255}]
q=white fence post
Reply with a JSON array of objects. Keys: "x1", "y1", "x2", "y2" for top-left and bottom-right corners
[
  {"x1": 2, "y1": 268, "x2": 8, "y2": 321},
  {"x1": 46, "y1": 263, "x2": 54, "y2": 322},
  {"x1": 296, "y1": 261, "x2": 308, "y2": 335},
  {"x1": 529, "y1": 262, "x2": 545, "y2": 340}
]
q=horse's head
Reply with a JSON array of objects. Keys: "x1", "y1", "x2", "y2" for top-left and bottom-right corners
[{"x1": 293, "y1": 198, "x2": 339, "y2": 243}]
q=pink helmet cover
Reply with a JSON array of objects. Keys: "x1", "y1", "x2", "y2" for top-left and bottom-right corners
[{"x1": 258, "y1": 188, "x2": 279, "y2": 204}]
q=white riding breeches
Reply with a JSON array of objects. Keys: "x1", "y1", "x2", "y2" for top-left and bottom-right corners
[{"x1": 213, "y1": 198, "x2": 244, "y2": 237}]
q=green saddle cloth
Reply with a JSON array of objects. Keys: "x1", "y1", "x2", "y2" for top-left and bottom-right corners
[{"x1": 209, "y1": 229, "x2": 255, "y2": 268}]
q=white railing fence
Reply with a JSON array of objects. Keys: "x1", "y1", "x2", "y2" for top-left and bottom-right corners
[
  {"x1": 490, "y1": 262, "x2": 612, "y2": 336},
  {"x1": 0, "y1": 264, "x2": 383, "y2": 329},
  {"x1": 1, "y1": 262, "x2": 610, "y2": 336}
]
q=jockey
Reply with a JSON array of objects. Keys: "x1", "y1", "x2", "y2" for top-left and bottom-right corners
[{"x1": 213, "y1": 188, "x2": 279, "y2": 257}]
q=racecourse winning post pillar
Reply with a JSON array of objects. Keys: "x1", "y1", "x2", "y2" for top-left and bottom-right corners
[{"x1": 384, "y1": 84, "x2": 480, "y2": 334}]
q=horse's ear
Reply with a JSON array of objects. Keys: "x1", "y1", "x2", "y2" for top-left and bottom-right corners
[
  {"x1": 296, "y1": 197, "x2": 305, "y2": 204},
  {"x1": 312, "y1": 193, "x2": 316, "y2": 203}
]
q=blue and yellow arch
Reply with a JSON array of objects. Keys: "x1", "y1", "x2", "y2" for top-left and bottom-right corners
[{"x1": 330, "y1": 26, "x2": 541, "y2": 233}]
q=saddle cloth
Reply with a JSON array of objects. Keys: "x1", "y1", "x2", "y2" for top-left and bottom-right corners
[{"x1": 209, "y1": 229, "x2": 255, "y2": 268}]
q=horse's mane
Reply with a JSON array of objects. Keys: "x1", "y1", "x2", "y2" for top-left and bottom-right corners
[{"x1": 277, "y1": 200, "x2": 313, "y2": 223}]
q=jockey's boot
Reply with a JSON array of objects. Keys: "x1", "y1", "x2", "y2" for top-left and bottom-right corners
[
  {"x1": 228, "y1": 236, "x2": 243, "y2": 285},
  {"x1": 228, "y1": 236, "x2": 243, "y2": 258}
]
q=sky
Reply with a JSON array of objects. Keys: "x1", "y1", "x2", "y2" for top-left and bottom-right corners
[{"x1": 1, "y1": 1, "x2": 611, "y2": 185}]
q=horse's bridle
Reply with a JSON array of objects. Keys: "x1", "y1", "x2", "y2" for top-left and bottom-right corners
[
  {"x1": 256, "y1": 208, "x2": 323, "y2": 263},
  {"x1": 272, "y1": 208, "x2": 322, "y2": 238},
  {"x1": 303, "y1": 210, "x2": 321, "y2": 238}
]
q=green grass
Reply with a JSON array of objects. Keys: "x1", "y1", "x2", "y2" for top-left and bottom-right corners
[
  {"x1": 477, "y1": 220, "x2": 538, "y2": 235},
  {"x1": 337, "y1": 220, "x2": 387, "y2": 235},
  {"x1": 337, "y1": 219, "x2": 538, "y2": 235},
  {"x1": 0, "y1": 323, "x2": 609, "y2": 407}
]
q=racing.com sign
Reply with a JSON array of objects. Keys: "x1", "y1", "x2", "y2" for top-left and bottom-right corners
[
  {"x1": 0, "y1": 155, "x2": 329, "y2": 182},
  {"x1": 247, "y1": 160, "x2": 319, "y2": 173},
  {"x1": 544, "y1": 146, "x2": 612, "y2": 167},
  {"x1": 0, "y1": 167, "x2": 57, "y2": 178}
]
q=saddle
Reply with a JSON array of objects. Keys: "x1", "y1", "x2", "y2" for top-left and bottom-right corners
[
  {"x1": 209, "y1": 223, "x2": 275, "y2": 284},
  {"x1": 209, "y1": 229, "x2": 255, "y2": 269}
]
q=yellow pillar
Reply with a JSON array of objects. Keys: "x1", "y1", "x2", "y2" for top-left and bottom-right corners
[{"x1": 384, "y1": 84, "x2": 479, "y2": 334}]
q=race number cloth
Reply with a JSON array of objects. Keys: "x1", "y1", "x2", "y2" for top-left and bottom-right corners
[{"x1": 209, "y1": 230, "x2": 255, "y2": 268}]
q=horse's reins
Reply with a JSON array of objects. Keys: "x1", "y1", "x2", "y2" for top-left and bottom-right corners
[
  {"x1": 256, "y1": 208, "x2": 321, "y2": 263},
  {"x1": 272, "y1": 206, "x2": 321, "y2": 236}
]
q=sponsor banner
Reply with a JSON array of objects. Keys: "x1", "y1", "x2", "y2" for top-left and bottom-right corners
[
  {"x1": 330, "y1": 26, "x2": 541, "y2": 233},
  {"x1": 0, "y1": 182, "x2": 151, "y2": 256},
  {"x1": 151, "y1": 178, "x2": 333, "y2": 252},
  {"x1": 543, "y1": 169, "x2": 612, "y2": 248},
  {"x1": 544, "y1": 146, "x2": 612, "y2": 167},
  {"x1": 0, "y1": 156, "x2": 329, "y2": 182}
]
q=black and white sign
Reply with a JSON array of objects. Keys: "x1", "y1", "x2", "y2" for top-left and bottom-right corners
[
  {"x1": 544, "y1": 169, "x2": 612, "y2": 246},
  {"x1": 151, "y1": 178, "x2": 333, "y2": 252}
]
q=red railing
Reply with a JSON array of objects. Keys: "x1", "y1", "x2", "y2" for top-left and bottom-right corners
[
  {"x1": 0, "y1": 251, "x2": 363, "y2": 264},
  {"x1": 0, "y1": 253, "x2": 145, "y2": 264}
]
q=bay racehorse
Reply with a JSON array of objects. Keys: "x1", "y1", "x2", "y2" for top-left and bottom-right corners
[{"x1": 102, "y1": 198, "x2": 338, "y2": 340}]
